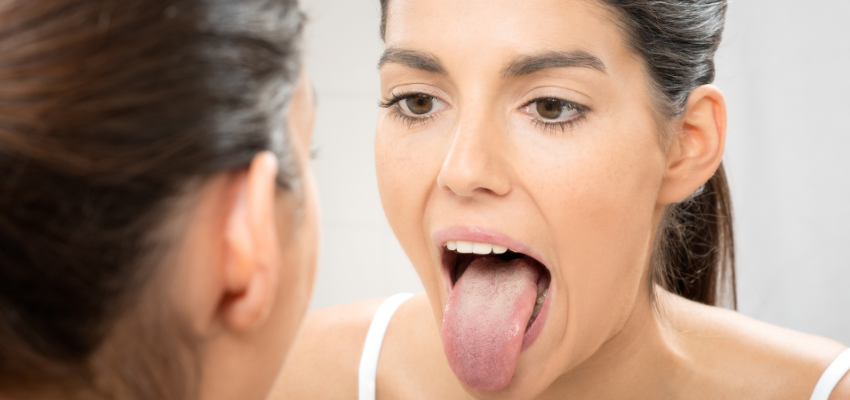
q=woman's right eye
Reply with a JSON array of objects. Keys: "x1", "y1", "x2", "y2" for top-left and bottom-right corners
[{"x1": 396, "y1": 94, "x2": 447, "y2": 117}]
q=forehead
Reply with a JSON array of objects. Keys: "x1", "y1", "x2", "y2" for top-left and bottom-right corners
[{"x1": 384, "y1": 0, "x2": 631, "y2": 75}]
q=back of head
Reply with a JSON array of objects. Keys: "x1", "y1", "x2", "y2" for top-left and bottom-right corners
[{"x1": 0, "y1": 0, "x2": 302, "y2": 398}]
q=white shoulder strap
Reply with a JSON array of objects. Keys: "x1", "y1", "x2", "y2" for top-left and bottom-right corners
[
  {"x1": 358, "y1": 293, "x2": 414, "y2": 400},
  {"x1": 811, "y1": 348, "x2": 850, "y2": 400}
]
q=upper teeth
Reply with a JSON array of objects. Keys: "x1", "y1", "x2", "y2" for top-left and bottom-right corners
[{"x1": 446, "y1": 241, "x2": 508, "y2": 255}]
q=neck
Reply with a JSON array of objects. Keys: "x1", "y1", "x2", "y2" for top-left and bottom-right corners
[{"x1": 539, "y1": 288, "x2": 688, "y2": 399}]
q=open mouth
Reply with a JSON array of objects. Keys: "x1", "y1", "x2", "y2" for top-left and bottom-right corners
[{"x1": 442, "y1": 241, "x2": 552, "y2": 334}]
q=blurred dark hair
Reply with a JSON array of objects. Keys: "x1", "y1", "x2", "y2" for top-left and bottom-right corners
[
  {"x1": 0, "y1": 0, "x2": 303, "y2": 398},
  {"x1": 379, "y1": 0, "x2": 735, "y2": 308}
]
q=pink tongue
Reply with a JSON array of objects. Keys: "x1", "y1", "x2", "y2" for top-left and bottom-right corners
[{"x1": 441, "y1": 256, "x2": 540, "y2": 390}]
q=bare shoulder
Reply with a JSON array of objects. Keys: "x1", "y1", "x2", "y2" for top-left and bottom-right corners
[
  {"x1": 831, "y1": 374, "x2": 850, "y2": 400},
  {"x1": 271, "y1": 297, "x2": 390, "y2": 400},
  {"x1": 660, "y1": 291, "x2": 848, "y2": 398}
]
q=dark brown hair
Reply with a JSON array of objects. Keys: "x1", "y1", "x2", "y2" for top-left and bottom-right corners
[
  {"x1": 0, "y1": 0, "x2": 303, "y2": 398},
  {"x1": 378, "y1": 0, "x2": 736, "y2": 308}
]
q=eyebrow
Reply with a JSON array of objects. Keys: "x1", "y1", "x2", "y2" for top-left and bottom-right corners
[
  {"x1": 378, "y1": 48, "x2": 447, "y2": 75},
  {"x1": 502, "y1": 51, "x2": 606, "y2": 77},
  {"x1": 377, "y1": 48, "x2": 606, "y2": 77}
]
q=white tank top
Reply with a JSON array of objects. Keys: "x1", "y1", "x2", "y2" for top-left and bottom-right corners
[
  {"x1": 357, "y1": 294, "x2": 850, "y2": 400},
  {"x1": 358, "y1": 293, "x2": 413, "y2": 400}
]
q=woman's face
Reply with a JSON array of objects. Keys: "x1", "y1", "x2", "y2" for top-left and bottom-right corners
[{"x1": 376, "y1": 0, "x2": 669, "y2": 396}]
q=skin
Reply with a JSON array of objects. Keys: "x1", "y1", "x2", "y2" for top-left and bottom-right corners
[
  {"x1": 174, "y1": 73, "x2": 320, "y2": 400},
  {"x1": 277, "y1": 1, "x2": 848, "y2": 399}
]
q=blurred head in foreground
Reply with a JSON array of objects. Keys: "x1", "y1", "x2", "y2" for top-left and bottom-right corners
[{"x1": 0, "y1": 1, "x2": 318, "y2": 399}]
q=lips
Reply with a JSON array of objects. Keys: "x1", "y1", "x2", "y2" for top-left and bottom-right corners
[{"x1": 433, "y1": 227, "x2": 552, "y2": 391}]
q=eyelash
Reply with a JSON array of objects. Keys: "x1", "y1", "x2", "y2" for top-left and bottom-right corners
[
  {"x1": 379, "y1": 92, "x2": 589, "y2": 133},
  {"x1": 379, "y1": 92, "x2": 440, "y2": 128},
  {"x1": 522, "y1": 98, "x2": 588, "y2": 134}
]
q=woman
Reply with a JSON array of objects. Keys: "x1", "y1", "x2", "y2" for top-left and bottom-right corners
[
  {"x1": 280, "y1": 0, "x2": 850, "y2": 399},
  {"x1": 0, "y1": 0, "x2": 317, "y2": 399}
]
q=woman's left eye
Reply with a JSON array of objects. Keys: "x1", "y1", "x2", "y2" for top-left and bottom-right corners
[
  {"x1": 397, "y1": 94, "x2": 447, "y2": 117},
  {"x1": 521, "y1": 98, "x2": 581, "y2": 121}
]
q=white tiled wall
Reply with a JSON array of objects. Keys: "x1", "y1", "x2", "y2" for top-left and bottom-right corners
[{"x1": 301, "y1": 0, "x2": 850, "y2": 344}]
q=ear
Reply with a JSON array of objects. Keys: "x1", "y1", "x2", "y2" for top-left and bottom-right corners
[
  {"x1": 657, "y1": 85, "x2": 727, "y2": 204},
  {"x1": 220, "y1": 151, "x2": 282, "y2": 331}
]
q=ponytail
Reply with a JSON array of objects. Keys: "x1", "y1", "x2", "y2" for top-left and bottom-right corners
[
  {"x1": 598, "y1": 0, "x2": 735, "y2": 307},
  {"x1": 653, "y1": 163, "x2": 736, "y2": 308}
]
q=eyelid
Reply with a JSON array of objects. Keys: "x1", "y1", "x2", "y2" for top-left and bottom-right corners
[
  {"x1": 517, "y1": 84, "x2": 592, "y2": 108},
  {"x1": 380, "y1": 90, "x2": 450, "y2": 129},
  {"x1": 520, "y1": 95, "x2": 587, "y2": 111},
  {"x1": 520, "y1": 97, "x2": 587, "y2": 119},
  {"x1": 380, "y1": 89, "x2": 450, "y2": 116},
  {"x1": 519, "y1": 97, "x2": 589, "y2": 134},
  {"x1": 381, "y1": 86, "x2": 449, "y2": 106},
  {"x1": 400, "y1": 95, "x2": 448, "y2": 116}
]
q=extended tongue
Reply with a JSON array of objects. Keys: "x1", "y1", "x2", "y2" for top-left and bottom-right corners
[{"x1": 441, "y1": 256, "x2": 541, "y2": 390}]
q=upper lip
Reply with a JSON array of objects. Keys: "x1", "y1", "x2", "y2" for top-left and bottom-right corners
[{"x1": 432, "y1": 226, "x2": 550, "y2": 270}]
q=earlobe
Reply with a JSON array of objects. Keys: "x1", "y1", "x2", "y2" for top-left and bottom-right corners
[
  {"x1": 658, "y1": 85, "x2": 727, "y2": 204},
  {"x1": 220, "y1": 152, "x2": 282, "y2": 331}
]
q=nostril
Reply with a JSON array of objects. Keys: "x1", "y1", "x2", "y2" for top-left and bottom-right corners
[
  {"x1": 436, "y1": 167, "x2": 477, "y2": 197},
  {"x1": 436, "y1": 137, "x2": 510, "y2": 197},
  {"x1": 436, "y1": 161, "x2": 511, "y2": 198}
]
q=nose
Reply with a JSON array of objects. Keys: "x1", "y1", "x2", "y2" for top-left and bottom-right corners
[{"x1": 437, "y1": 118, "x2": 511, "y2": 198}]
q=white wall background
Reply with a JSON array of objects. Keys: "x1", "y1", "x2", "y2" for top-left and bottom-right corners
[{"x1": 300, "y1": 0, "x2": 850, "y2": 344}]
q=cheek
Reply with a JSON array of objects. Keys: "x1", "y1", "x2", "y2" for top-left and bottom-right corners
[
  {"x1": 374, "y1": 119, "x2": 447, "y2": 288},
  {"x1": 375, "y1": 124, "x2": 412, "y2": 239},
  {"x1": 275, "y1": 219, "x2": 312, "y2": 327},
  {"x1": 375, "y1": 117, "x2": 443, "y2": 230},
  {"x1": 554, "y1": 144, "x2": 661, "y2": 276},
  {"x1": 375, "y1": 122, "x2": 412, "y2": 224},
  {"x1": 271, "y1": 164, "x2": 321, "y2": 364},
  {"x1": 522, "y1": 115, "x2": 665, "y2": 350},
  {"x1": 291, "y1": 175, "x2": 320, "y2": 306}
]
